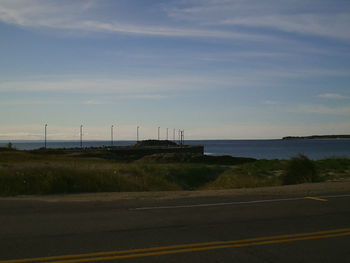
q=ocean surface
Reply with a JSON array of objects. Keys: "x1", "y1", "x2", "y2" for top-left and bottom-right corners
[{"x1": 1, "y1": 139, "x2": 350, "y2": 160}]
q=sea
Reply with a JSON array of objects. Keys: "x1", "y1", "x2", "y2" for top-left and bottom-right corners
[{"x1": 1, "y1": 139, "x2": 350, "y2": 160}]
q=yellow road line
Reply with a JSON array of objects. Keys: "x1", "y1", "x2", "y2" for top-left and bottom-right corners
[
  {"x1": 305, "y1": 196, "x2": 328, "y2": 202},
  {"x1": 49, "y1": 231, "x2": 350, "y2": 263},
  {"x1": 1, "y1": 228, "x2": 349, "y2": 263}
]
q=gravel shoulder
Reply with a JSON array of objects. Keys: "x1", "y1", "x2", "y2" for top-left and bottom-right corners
[{"x1": 1, "y1": 180, "x2": 349, "y2": 203}]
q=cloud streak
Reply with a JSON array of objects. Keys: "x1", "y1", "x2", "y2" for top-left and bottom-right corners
[
  {"x1": 0, "y1": 75, "x2": 229, "y2": 93},
  {"x1": 1, "y1": 66, "x2": 348, "y2": 95},
  {"x1": 293, "y1": 105, "x2": 350, "y2": 115},
  {"x1": 318, "y1": 93, "x2": 350, "y2": 99},
  {"x1": 0, "y1": 0, "x2": 272, "y2": 41},
  {"x1": 2, "y1": 121, "x2": 350, "y2": 140},
  {"x1": 189, "y1": 122, "x2": 350, "y2": 139},
  {"x1": 166, "y1": 0, "x2": 350, "y2": 41},
  {"x1": 1, "y1": 0, "x2": 348, "y2": 46},
  {"x1": 219, "y1": 13, "x2": 350, "y2": 40}
]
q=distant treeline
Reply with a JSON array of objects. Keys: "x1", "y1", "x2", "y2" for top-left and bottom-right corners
[{"x1": 283, "y1": 135, "x2": 350, "y2": 140}]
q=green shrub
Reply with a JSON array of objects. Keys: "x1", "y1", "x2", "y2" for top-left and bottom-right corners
[{"x1": 283, "y1": 155, "x2": 322, "y2": 185}]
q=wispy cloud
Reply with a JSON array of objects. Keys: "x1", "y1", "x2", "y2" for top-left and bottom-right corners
[
  {"x1": 294, "y1": 105, "x2": 350, "y2": 115},
  {"x1": 189, "y1": 122, "x2": 350, "y2": 139},
  {"x1": 2, "y1": 121, "x2": 350, "y2": 140},
  {"x1": 70, "y1": 20, "x2": 270, "y2": 41},
  {"x1": 260, "y1": 101, "x2": 350, "y2": 116},
  {"x1": 83, "y1": 100, "x2": 105, "y2": 105},
  {"x1": 0, "y1": 75, "x2": 228, "y2": 93},
  {"x1": 81, "y1": 95, "x2": 166, "y2": 105},
  {"x1": 0, "y1": 124, "x2": 181, "y2": 140},
  {"x1": 318, "y1": 93, "x2": 350, "y2": 99},
  {"x1": 166, "y1": 0, "x2": 350, "y2": 41},
  {"x1": 0, "y1": 132, "x2": 41, "y2": 139},
  {"x1": 1, "y1": 0, "x2": 348, "y2": 44},
  {"x1": 219, "y1": 13, "x2": 350, "y2": 40},
  {"x1": 1, "y1": 66, "x2": 348, "y2": 95},
  {"x1": 263, "y1": 100, "x2": 280, "y2": 105},
  {"x1": 0, "y1": 0, "x2": 272, "y2": 41}
]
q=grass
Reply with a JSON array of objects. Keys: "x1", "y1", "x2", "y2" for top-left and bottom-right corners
[
  {"x1": 0, "y1": 151, "x2": 349, "y2": 196},
  {"x1": 0, "y1": 151, "x2": 225, "y2": 195},
  {"x1": 204, "y1": 156, "x2": 350, "y2": 190},
  {"x1": 201, "y1": 159, "x2": 286, "y2": 189},
  {"x1": 315, "y1": 157, "x2": 350, "y2": 180}
]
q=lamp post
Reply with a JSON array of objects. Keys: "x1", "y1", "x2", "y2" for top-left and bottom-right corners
[
  {"x1": 44, "y1": 124, "x2": 47, "y2": 149},
  {"x1": 166, "y1": 128, "x2": 168, "y2": 141},
  {"x1": 137, "y1": 126, "x2": 139, "y2": 142},
  {"x1": 180, "y1": 130, "x2": 182, "y2": 146},
  {"x1": 158, "y1": 127, "x2": 160, "y2": 140},
  {"x1": 80, "y1": 125, "x2": 83, "y2": 148},
  {"x1": 111, "y1": 125, "x2": 114, "y2": 147},
  {"x1": 173, "y1": 128, "x2": 175, "y2": 142}
]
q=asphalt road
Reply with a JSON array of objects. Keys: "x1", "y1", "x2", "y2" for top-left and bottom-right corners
[{"x1": 0, "y1": 184, "x2": 350, "y2": 263}]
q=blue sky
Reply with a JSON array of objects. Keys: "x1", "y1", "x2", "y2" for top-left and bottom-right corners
[{"x1": 0, "y1": 0, "x2": 349, "y2": 140}]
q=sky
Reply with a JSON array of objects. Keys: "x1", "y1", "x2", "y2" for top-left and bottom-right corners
[{"x1": 0, "y1": 0, "x2": 349, "y2": 140}]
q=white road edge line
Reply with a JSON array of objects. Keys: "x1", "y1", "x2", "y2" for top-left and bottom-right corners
[
  {"x1": 322, "y1": 194, "x2": 350, "y2": 198},
  {"x1": 130, "y1": 194, "x2": 350, "y2": 210}
]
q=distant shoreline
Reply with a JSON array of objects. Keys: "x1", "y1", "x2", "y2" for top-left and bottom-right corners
[{"x1": 283, "y1": 135, "x2": 350, "y2": 140}]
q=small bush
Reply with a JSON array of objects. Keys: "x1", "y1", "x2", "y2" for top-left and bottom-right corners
[{"x1": 283, "y1": 155, "x2": 322, "y2": 185}]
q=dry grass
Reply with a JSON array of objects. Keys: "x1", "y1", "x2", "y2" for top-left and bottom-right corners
[
  {"x1": 0, "y1": 151, "x2": 349, "y2": 196},
  {"x1": 0, "y1": 151, "x2": 223, "y2": 195}
]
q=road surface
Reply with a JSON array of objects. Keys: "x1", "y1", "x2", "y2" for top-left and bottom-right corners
[{"x1": 0, "y1": 182, "x2": 349, "y2": 262}]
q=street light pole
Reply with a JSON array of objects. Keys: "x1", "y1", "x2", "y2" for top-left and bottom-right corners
[
  {"x1": 173, "y1": 128, "x2": 175, "y2": 142},
  {"x1": 137, "y1": 126, "x2": 139, "y2": 142},
  {"x1": 166, "y1": 128, "x2": 168, "y2": 141},
  {"x1": 180, "y1": 130, "x2": 182, "y2": 146},
  {"x1": 111, "y1": 125, "x2": 114, "y2": 147},
  {"x1": 80, "y1": 125, "x2": 83, "y2": 148},
  {"x1": 44, "y1": 124, "x2": 47, "y2": 149},
  {"x1": 158, "y1": 127, "x2": 160, "y2": 140}
]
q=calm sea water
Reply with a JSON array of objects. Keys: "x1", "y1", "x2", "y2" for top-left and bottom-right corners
[{"x1": 1, "y1": 140, "x2": 350, "y2": 160}]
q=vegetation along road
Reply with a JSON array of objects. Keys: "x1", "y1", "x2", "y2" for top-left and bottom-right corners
[{"x1": 0, "y1": 181, "x2": 349, "y2": 263}]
